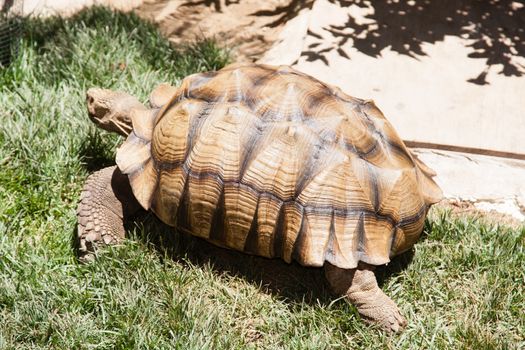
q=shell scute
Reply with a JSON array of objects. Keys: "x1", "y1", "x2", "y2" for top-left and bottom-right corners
[{"x1": 117, "y1": 64, "x2": 442, "y2": 269}]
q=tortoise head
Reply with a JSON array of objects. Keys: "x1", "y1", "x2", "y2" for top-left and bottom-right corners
[{"x1": 86, "y1": 88, "x2": 145, "y2": 137}]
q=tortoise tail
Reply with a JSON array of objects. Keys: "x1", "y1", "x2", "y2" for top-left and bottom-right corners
[{"x1": 116, "y1": 108, "x2": 158, "y2": 210}]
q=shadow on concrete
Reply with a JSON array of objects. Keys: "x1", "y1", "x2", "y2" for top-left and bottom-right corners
[
  {"x1": 303, "y1": 0, "x2": 524, "y2": 85},
  {"x1": 180, "y1": 0, "x2": 240, "y2": 12},
  {"x1": 250, "y1": 0, "x2": 315, "y2": 28},
  {"x1": 246, "y1": 0, "x2": 524, "y2": 85}
]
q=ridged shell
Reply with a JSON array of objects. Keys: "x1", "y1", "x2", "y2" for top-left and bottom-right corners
[{"x1": 116, "y1": 63, "x2": 442, "y2": 269}]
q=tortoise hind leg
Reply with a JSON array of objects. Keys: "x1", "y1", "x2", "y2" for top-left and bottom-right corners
[
  {"x1": 77, "y1": 166, "x2": 142, "y2": 262},
  {"x1": 324, "y1": 262, "x2": 407, "y2": 332}
]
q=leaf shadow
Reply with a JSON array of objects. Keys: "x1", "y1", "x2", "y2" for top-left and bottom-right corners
[{"x1": 306, "y1": 0, "x2": 525, "y2": 85}]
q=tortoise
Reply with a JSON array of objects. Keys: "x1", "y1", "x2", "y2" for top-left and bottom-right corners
[{"x1": 77, "y1": 63, "x2": 442, "y2": 332}]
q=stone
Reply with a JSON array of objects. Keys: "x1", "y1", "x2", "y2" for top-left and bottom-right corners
[{"x1": 413, "y1": 148, "x2": 525, "y2": 221}]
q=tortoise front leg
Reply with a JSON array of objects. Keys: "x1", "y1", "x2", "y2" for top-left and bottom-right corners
[
  {"x1": 324, "y1": 262, "x2": 407, "y2": 332},
  {"x1": 77, "y1": 166, "x2": 142, "y2": 262}
]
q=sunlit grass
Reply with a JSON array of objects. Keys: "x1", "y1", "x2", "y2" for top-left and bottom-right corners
[{"x1": 0, "y1": 7, "x2": 523, "y2": 349}]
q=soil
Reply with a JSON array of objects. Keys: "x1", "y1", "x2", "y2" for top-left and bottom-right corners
[
  {"x1": 136, "y1": 0, "x2": 309, "y2": 62},
  {"x1": 435, "y1": 200, "x2": 524, "y2": 229}
]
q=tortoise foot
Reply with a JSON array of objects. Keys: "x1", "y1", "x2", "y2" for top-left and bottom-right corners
[
  {"x1": 325, "y1": 262, "x2": 407, "y2": 332},
  {"x1": 353, "y1": 289, "x2": 407, "y2": 332}
]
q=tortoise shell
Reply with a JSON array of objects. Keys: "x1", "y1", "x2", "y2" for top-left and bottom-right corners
[{"x1": 116, "y1": 63, "x2": 442, "y2": 269}]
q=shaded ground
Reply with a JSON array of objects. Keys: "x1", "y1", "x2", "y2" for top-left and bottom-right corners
[
  {"x1": 136, "y1": 0, "x2": 525, "y2": 84},
  {"x1": 136, "y1": 0, "x2": 306, "y2": 62}
]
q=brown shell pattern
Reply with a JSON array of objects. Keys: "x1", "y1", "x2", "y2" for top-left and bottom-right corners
[{"x1": 116, "y1": 63, "x2": 442, "y2": 269}]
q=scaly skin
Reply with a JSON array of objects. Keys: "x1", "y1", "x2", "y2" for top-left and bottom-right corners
[
  {"x1": 86, "y1": 88, "x2": 145, "y2": 136},
  {"x1": 77, "y1": 166, "x2": 141, "y2": 262},
  {"x1": 325, "y1": 262, "x2": 407, "y2": 332}
]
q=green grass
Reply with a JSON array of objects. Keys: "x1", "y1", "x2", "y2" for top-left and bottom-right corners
[{"x1": 0, "y1": 7, "x2": 524, "y2": 349}]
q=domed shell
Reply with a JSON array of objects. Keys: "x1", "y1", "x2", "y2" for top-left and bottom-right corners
[{"x1": 116, "y1": 63, "x2": 442, "y2": 269}]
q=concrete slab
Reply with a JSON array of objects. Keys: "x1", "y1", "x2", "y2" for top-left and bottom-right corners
[
  {"x1": 259, "y1": 7, "x2": 311, "y2": 66},
  {"x1": 261, "y1": 0, "x2": 525, "y2": 157},
  {"x1": 413, "y1": 149, "x2": 525, "y2": 221}
]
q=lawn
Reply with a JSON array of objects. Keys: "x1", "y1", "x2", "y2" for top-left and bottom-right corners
[{"x1": 0, "y1": 7, "x2": 524, "y2": 349}]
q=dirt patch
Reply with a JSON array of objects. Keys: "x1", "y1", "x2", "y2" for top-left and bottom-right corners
[
  {"x1": 136, "y1": 0, "x2": 311, "y2": 62},
  {"x1": 435, "y1": 200, "x2": 524, "y2": 229}
]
